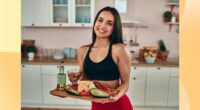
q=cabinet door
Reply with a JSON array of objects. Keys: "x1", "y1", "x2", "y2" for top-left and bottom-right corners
[
  {"x1": 168, "y1": 68, "x2": 179, "y2": 107},
  {"x1": 49, "y1": 0, "x2": 72, "y2": 26},
  {"x1": 21, "y1": 64, "x2": 42, "y2": 104},
  {"x1": 145, "y1": 67, "x2": 170, "y2": 106},
  {"x1": 42, "y1": 65, "x2": 77, "y2": 105},
  {"x1": 42, "y1": 74, "x2": 76, "y2": 105},
  {"x1": 22, "y1": 0, "x2": 49, "y2": 26},
  {"x1": 72, "y1": 0, "x2": 95, "y2": 26},
  {"x1": 127, "y1": 67, "x2": 147, "y2": 106}
]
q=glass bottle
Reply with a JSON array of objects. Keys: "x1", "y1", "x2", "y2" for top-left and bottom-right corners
[{"x1": 57, "y1": 61, "x2": 66, "y2": 90}]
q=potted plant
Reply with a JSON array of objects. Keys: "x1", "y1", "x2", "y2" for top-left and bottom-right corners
[
  {"x1": 163, "y1": 11, "x2": 172, "y2": 22},
  {"x1": 26, "y1": 45, "x2": 37, "y2": 61}
]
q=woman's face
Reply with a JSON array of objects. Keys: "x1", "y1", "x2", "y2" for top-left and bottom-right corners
[{"x1": 94, "y1": 11, "x2": 114, "y2": 38}]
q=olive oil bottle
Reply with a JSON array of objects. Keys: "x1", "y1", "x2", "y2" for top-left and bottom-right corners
[{"x1": 57, "y1": 61, "x2": 66, "y2": 90}]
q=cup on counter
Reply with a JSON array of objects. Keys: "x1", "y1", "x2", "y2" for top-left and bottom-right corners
[
  {"x1": 70, "y1": 48, "x2": 77, "y2": 59},
  {"x1": 62, "y1": 48, "x2": 70, "y2": 58},
  {"x1": 61, "y1": 48, "x2": 77, "y2": 59}
]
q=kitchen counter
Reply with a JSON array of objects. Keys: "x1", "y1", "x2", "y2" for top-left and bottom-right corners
[{"x1": 22, "y1": 57, "x2": 179, "y2": 67}]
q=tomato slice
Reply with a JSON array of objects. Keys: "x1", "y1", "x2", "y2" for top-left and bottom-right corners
[{"x1": 80, "y1": 91, "x2": 90, "y2": 96}]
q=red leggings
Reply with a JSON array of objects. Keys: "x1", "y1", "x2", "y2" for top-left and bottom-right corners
[{"x1": 91, "y1": 94, "x2": 133, "y2": 110}]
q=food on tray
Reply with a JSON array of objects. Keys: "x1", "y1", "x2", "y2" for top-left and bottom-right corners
[
  {"x1": 78, "y1": 81, "x2": 92, "y2": 92},
  {"x1": 89, "y1": 88, "x2": 110, "y2": 98},
  {"x1": 65, "y1": 86, "x2": 80, "y2": 96},
  {"x1": 80, "y1": 91, "x2": 90, "y2": 96},
  {"x1": 52, "y1": 80, "x2": 117, "y2": 99}
]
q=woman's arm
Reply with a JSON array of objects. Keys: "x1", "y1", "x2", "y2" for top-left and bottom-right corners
[
  {"x1": 109, "y1": 44, "x2": 132, "y2": 102},
  {"x1": 77, "y1": 46, "x2": 88, "y2": 80}
]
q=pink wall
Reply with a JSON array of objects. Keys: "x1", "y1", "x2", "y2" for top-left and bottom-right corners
[{"x1": 22, "y1": 0, "x2": 179, "y2": 58}]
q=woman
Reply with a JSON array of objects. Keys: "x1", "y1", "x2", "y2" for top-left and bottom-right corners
[{"x1": 77, "y1": 6, "x2": 133, "y2": 110}]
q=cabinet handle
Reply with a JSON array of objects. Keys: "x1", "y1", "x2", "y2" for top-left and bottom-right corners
[
  {"x1": 133, "y1": 77, "x2": 136, "y2": 80},
  {"x1": 22, "y1": 65, "x2": 25, "y2": 68},
  {"x1": 157, "y1": 67, "x2": 161, "y2": 70},
  {"x1": 134, "y1": 67, "x2": 137, "y2": 70},
  {"x1": 59, "y1": 24, "x2": 62, "y2": 26},
  {"x1": 82, "y1": 24, "x2": 84, "y2": 26},
  {"x1": 31, "y1": 23, "x2": 35, "y2": 26}
]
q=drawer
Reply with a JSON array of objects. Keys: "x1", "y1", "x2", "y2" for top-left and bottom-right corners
[{"x1": 131, "y1": 67, "x2": 147, "y2": 77}]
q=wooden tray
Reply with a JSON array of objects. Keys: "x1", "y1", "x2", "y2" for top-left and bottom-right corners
[{"x1": 50, "y1": 89, "x2": 110, "y2": 102}]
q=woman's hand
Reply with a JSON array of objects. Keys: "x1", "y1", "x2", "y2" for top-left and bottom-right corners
[
  {"x1": 109, "y1": 95, "x2": 120, "y2": 103},
  {"x1": 92, "y1": 98, "x2": 110, "y2": 104}
]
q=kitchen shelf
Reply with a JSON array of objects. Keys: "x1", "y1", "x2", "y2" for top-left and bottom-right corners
[
  {"x1": 165, "y1": 22, "x2": 179, "y2": 25},
  {"x1": 53, "y1": 4, "x2": 68, "y2": 6},
  {"x1": 76, "y1": 5, "x2": 90, "y2": 7},
  {"x1": 164, "y1": 2, "x2": 179, "y2": 32},
  {"x1": 122, "y1": 23, "x2": 148, "y2": 28},
  {"x1": 165, "y1": 22, "x2": 179, "y2": 32},
  {"x1": 167, "y1": 3, "x2": 179, "y2": 12}
]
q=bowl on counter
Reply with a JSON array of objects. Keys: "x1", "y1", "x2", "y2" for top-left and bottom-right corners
[
  {"x1": 145, "y1": 56, "x2": 156, "y2": 63},
  {"x1": 53, "y1": 51, "x2": 64, "y2": 60}
]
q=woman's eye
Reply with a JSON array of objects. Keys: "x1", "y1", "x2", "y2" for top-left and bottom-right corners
[
  {"x1": 107, "y1": 23, "x2": 113, "y2": 26},
  {"x1": 97, "y1": 19, "x2": 103, "y2": 22}
]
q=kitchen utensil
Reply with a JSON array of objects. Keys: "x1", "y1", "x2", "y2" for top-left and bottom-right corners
[
  {"x1": 132, "y1": 28, "x2": 139, "y2": 46},
  {"x1": 129, "y1": 30, "x2": 134, "y2": 46}
]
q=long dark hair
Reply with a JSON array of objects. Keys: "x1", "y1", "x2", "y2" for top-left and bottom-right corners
[{"x1": 92, "y1": 6, "x2": 123, "y2": 45}]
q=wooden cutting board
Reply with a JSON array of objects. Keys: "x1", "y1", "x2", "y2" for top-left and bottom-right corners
[{"x1": 50, "y1": 89, "x2": 110, "y2": 102}]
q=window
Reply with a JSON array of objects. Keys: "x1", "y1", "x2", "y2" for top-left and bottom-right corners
[{"x1": 115, "y1": 0, "x2": 127, "y2": 13}]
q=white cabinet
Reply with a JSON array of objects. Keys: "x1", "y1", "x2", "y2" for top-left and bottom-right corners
[
  {"x1": 127, "y1": 67, "x2": 147, "y2": 106},
  {"x1": 49, "y1": 0, "x2": 95, "y2": 27},
  {"x1": 42, "y1": 65, "x2": 77, "y2": 105},
  {"x1": 168, "y1": 67, "x2": 179, "y2": 107},
  {"x1": 49, "y1": 0, "x2": 72, "y2": 26},
  {"x1": 145, "y1": 67, "x2": 170, "y2": 106},
  {"x1": 72, "y1": 0, "x2": 95, "y2": 26},
  {"x1": 22, "y1": 0, "x2": 50, "y2": 26},
  {"x1": 21, "y1": 64, "x2": 42, "y2": 104},
  {"x1": 22, "y1": 0, "x2": 94, "y2": 27}
]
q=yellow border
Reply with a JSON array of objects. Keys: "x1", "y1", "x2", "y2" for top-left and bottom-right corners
[{"x1": 1, "y1": 0, "x2": 199, "y2": 110}]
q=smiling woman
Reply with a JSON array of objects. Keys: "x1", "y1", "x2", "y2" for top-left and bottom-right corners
[{"x1": 77, "y1": 6, "x2": 133, "y2": 110}]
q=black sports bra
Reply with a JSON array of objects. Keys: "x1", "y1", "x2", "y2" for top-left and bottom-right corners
[{"x1": 83, "y1": 43, "x2": 120, "y2": 81}]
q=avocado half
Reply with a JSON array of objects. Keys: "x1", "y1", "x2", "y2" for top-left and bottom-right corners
[
  {"x1": 65, "y1": 88, "x2": 80, "y2": 96},
  {"x1": 89, "y1": 88, "x2": 110, "y2": 98}
]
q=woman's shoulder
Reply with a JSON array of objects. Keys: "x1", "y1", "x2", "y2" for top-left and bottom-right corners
[
  {"x1": 112, "y1": 43, "x2": 126, "y2": 51},
  {"x1": 78, "y1": 44, "x2": 91, "y2": 53},
  {"x1": 112, "y1": 43, "x2": 130, "y2": 56}
]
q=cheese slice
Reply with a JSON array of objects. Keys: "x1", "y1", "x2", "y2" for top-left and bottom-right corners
[{"x1": 78, "y1": 81, "x2": 92, "y2": 92}]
